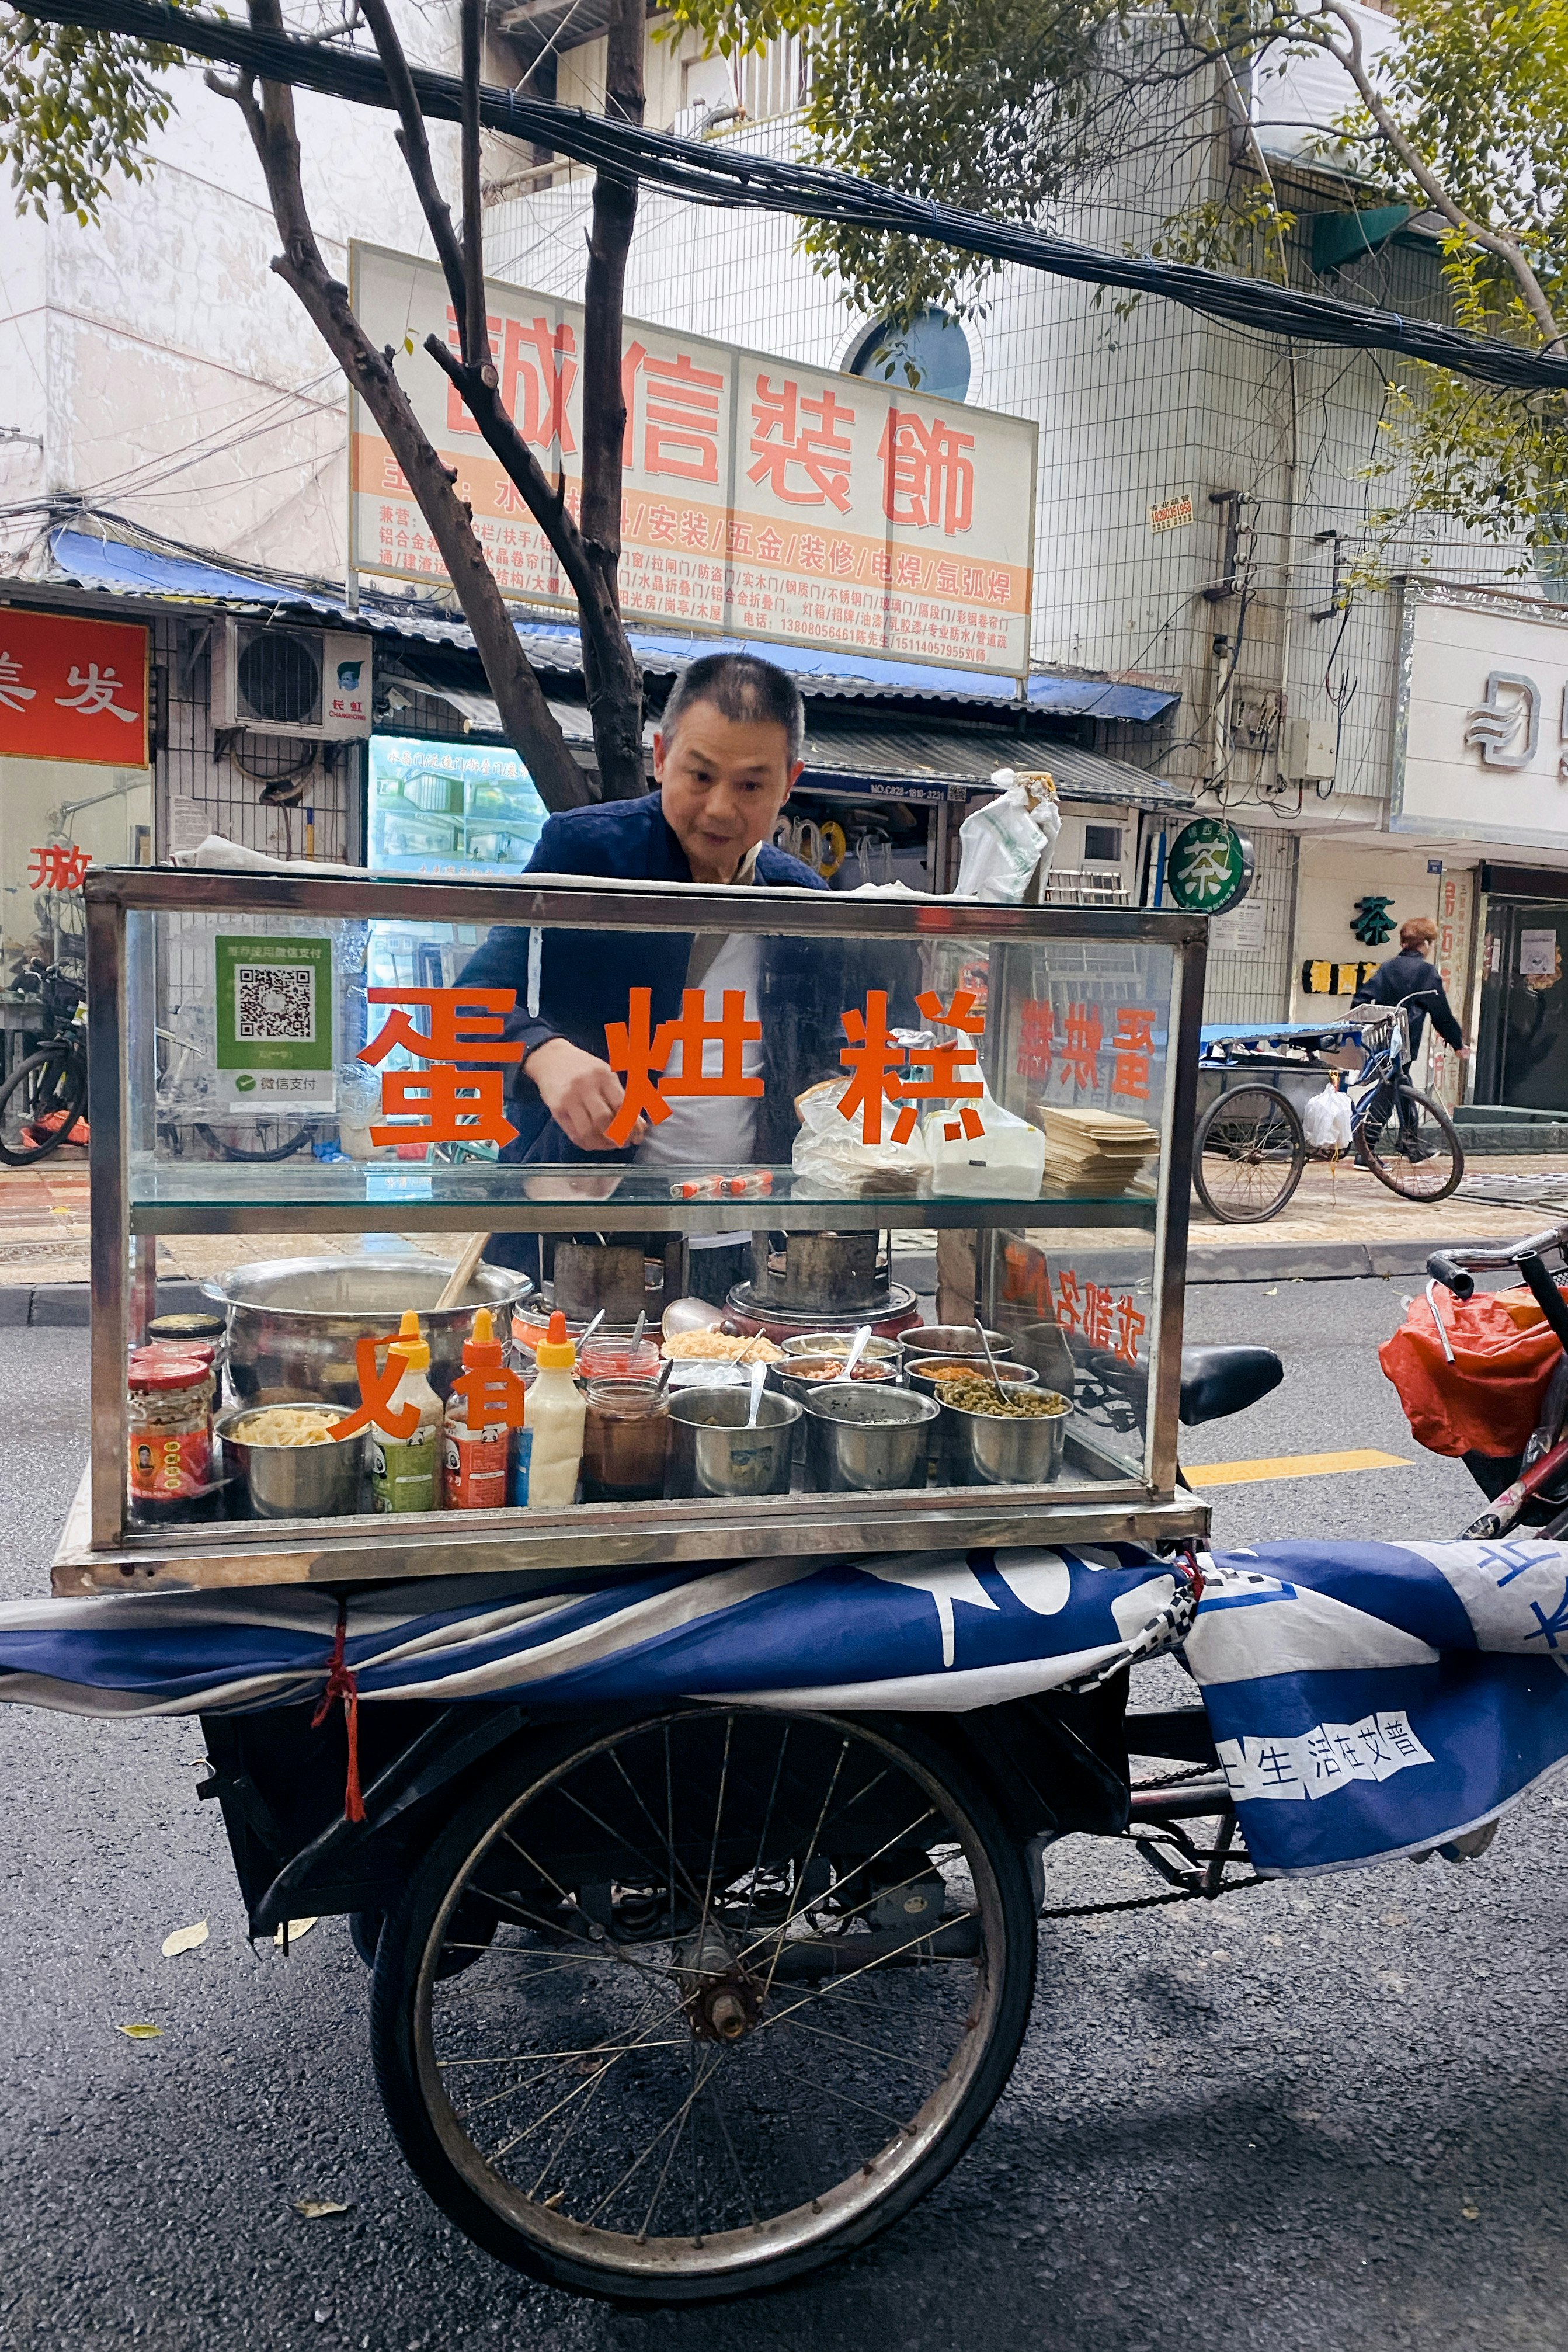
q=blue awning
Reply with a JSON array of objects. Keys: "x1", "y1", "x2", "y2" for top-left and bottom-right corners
[{"x1": 41, "y1": 527, "x2": 1180, "y2": 720}]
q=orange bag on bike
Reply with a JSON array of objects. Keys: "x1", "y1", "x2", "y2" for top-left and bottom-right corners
[{"x1": 1378, "y1": 1285, "x2": 1562, "y2": 1458}]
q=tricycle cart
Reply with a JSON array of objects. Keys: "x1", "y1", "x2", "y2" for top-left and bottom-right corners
[
  {"x1": 53, "y1": 864, "x2": 1268, "y2": 2303},
  {"x1": 1194, "y1": 1015, "x2": 1465, "y2": 1224}
]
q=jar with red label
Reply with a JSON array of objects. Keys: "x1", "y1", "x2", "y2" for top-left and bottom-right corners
[{"x1": 128, "y1": 1349, "x2": 214, "y2": 1523}]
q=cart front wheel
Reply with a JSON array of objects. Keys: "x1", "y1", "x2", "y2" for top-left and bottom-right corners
[
  {"x1": 369, "y1": 1708, "x2": 1036, "y2": 2305},
  {"x1": 1354, "y1": 1085, "x2": 1465, "y2": 1202},
  {"x1": 1194, "y1": 1083, "x2": 1307, "y2": 1224}
]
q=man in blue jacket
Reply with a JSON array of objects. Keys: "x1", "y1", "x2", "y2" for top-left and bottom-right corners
[{"x1": 457, "y1": 651, "x2": 833, "y2": 1170}]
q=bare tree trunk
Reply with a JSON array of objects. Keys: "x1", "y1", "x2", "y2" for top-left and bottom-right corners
[
  {"x1": 578, "y1": 0, "x2": 648, "y2": 799},
  {"x1": 211, "y1": 2, "x2": 592, "y2": 813}
]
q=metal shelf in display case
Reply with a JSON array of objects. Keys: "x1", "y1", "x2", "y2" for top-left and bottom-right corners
[{"x1": 68, "y1": 864, "x2": 1209, "y2": 1588}]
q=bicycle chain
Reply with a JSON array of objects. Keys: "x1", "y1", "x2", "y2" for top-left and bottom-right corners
[{"x1": 1038, "y1": 1867, "x2": 1266, "y2": 1922}]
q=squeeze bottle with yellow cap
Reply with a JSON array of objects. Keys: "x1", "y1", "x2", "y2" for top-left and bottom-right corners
[
  {"x1": 516, "y1": 1309, "x2": 584, "y2": 1509},
  {"x1": 444, "y1": 1308, "x2": 513, "y2": 1510},
  {"x1": 370, "y1": 1309, "x2": 444, "y2": 1513}
]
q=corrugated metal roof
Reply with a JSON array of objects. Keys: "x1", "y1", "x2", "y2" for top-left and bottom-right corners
[
  {"x1": 41, "y1": 526, "x2": 1181, "y2": 723},
  {"x1": 797, "y1": 720, "x2": 1194, "y2": 811}
]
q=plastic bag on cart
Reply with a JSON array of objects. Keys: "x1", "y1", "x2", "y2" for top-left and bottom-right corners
[
  {"x1": 1379, "y1": 1283, "x2": 1561, "y2": 1458},
  {"x1": 952, "y1": 770, "x2": 1061, "y2": 902},
  {"x1": 1302, "y1": 1082, "x2": 1353, "y2": 1153},
  {"x1": 791, "y1": 1075, "x2": 932, "y2": 1194}
]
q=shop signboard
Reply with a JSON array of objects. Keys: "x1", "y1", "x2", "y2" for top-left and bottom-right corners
[
  {"x1": 1164, "y1": 818, "x2": 1254, "y2": 916},
  {"x1": 368, "y1": 734, "x2": 548, "y2": 879},
  {"x1": 0, "y1": 608, "x2": 150, "y2": 767},
  {"x1": 1395, "y1": 585, "x2": 1568, "y2": 847},
  {"x1": 347, "y1": 243, "x2": 1037, "y2": 678}
]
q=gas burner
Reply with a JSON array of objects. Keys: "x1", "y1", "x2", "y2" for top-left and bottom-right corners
[{"x1": 724, "y1": 1282, "x2": 921, "y2": 1345}]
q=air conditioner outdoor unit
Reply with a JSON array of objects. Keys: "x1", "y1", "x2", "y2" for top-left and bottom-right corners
[{"x1": 213, "y1": 621, "x2": 373, "y2": 740}]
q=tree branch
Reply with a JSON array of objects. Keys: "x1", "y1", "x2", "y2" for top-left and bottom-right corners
[
  {"x1": 356, "y1": 0, "x2": 467, "y2": 328},
  {"x1": 458, "y1": 0, "x2": 488, "y2": 371},
  {"x1": 224, "y1": 0, "x2": 590, "y2": 811}
]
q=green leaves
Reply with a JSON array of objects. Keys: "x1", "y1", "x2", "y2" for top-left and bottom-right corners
[{"x1": 0, "y1": 6, "x2": 187, "y2": 223}]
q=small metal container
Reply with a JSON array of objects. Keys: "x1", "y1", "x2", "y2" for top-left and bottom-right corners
[
  {"x1": 904, "y1": 1357, "x2": 1038, "y2": 1406},
  {"x1": 780, "y1": 1332, "x2": 902, "y2": 1366},
  {"x1": 805, "y1": 1385, "x2": 937, "y2": 1493},
  {"x1": 665, "y1": 1387, "x2": 802, "y2": 1499},
  {"x1": 899, "y1": 1323, "x2": 1005, "y2": 1364},
  {"x1": 215, "y1": 1405, "x2": 368, "y2": 1519},
  {"x1": 943, "y1": 1392, "x2": 1074, "y2": 1486},
  {"x1": 771, "y1": 1354, "x2": 899, "y2": 1411}
]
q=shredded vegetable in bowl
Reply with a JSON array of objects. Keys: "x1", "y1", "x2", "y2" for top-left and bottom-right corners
[
  {"x1": 232, "y1": 1406, "x2": 342, "y2": 1447},
  {"x1": 661, "y1": 1330, "x2": 783, "y2": 1363}
]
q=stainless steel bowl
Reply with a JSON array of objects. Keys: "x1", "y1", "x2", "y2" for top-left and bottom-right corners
[
  {"x1": 899, "y1": 1323, "x2": 1005, "y2": 1363},
  {"x1": 215, "y1": 1405, "x2": 367, "y2": 1519},
  {"x1": 905, "y1": 1359, "x2": 1037, "y2": 1477},
  {"x1": 665, "y1": 1387, "x2": 801, "y2": 1499},
  {"x1": 804, "y1": 1385, "x2": 937, "y2": 1493},
  {"x1": 780, "y1": 1332, "x2": 902, "y2": 1364},
  {"x1": 943, "y1": 1392, "x2": 1074, "y2": 1486},
  {"x1": 204, "y1": 1256, "x2": 533, "y2": 1408},
  {"x1": 771, "y1": 1355, "x2": 899, "y2": 1412}
]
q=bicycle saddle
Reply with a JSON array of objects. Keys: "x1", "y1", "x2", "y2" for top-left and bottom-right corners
[{"x1": 1178, "y1": 1344, "x2": 1283, "y2": 1426}]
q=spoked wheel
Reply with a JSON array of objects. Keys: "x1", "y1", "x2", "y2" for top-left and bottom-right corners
[
  {"x1": 1355, "y1": 1085, "x2": 1465, "y2": 1202},
  {"x1": 1193, "y1": 1083, "x2": 1306, "y2": 1224},
  {"x1": 0, "y1": 1046, "x2": 86, "y2": 1166},
  {"x1": 370, "y1": 1708, "x2": 1036, "y2": 2305}
]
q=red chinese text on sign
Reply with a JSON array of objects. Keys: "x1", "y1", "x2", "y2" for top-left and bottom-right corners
[
  {"x1": 371, "y1": 1068, "x2": 519, "y2": 1150},
  {"x1": 359, "y1": 986, "x2": 523, "y2": 1149},
  {"x1": 360, "y1": 987, "x2": 524, "y2": 1067},
  {"x1": 1058, "y1": 1004, "x2": 1103, "y2": 1089},
  {"x1": 601, "y1": 987, "x2": 765, "y2": 1148},
  {"x1": 905, "y1": 988, "x2": 987, "y2": 1143},
  {"x1": 330, "y1": 1336, "x2": 423, "y2": 1440},
  {"x1": 748, "y1": 377, "x2": 855, "y2": 512},
  {"x1": 879, "y1": 411, "x2": 975, "y2": 536},
  {"x1": 836, "y1": 990, "x2": 907, "y2": 1147},
  {"x1": 29, "y1": 845, "x2": 92, "y2": 892},
  {"x1": 451, "y1": 1364, "x2": 530, "y2": 1431},
  {"x1": 603, "y1": 988, "x2": 673, "y2": 1149},
  {"x1": 0, "y1": 609, "x2": 149, "y2": 767},
  {"x1": 444, "y1": 309, "x2": 578, "y2": 452},
  {"x1": 626, "y1": 342, "x2": 725, "y2": 485},
  {"x1": 1016, "y1": 999, "x2": 1055, "y2": 1083},
  {"x1": 1053, "y1": 1272, "x2": 1145, "y2": 1366},
  {"x1": 1110, "y1": 1008, "x2": 1157, "y2": 1102}
]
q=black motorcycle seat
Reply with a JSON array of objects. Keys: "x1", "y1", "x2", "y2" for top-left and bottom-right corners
[{"x1": 1178, "y1": 1344, "x2": 1284, "y2": 1427}]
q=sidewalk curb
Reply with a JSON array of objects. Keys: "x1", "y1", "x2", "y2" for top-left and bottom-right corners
[{"x1": 1185, "y1": 1235, "x2": 1507, "y2": 1284}]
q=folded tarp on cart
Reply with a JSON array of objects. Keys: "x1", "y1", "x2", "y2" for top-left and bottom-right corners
[{"x1": 2, "y1": 1540, "x2": 1568, "y2": 1878}]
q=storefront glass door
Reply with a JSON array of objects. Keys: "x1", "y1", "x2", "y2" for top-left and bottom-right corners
[{"x1": 1477, "y1": 898, "x2": 1568, "y2": 1110}]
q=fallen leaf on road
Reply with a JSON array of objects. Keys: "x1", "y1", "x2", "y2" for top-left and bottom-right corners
[
  {"x1": 117, "y1": 2024, "x2": 162, "y2": 2040},
  {"x1": 1462, "y1": 2205, "x2": 1480, "y2": 2221},
  {"x1": 161, "y1": 1922, "x2": 209, "y2": 1958},
  {"x1": 293, "y1": 2199, "x2": 354, "y2": 2220},
  {"x1": 274, "y1": 1917, "x2": 319, "y2": 1948},
  {"x1": 1265, "y1": 1286, "x2": 1278, "y2": 1296}
]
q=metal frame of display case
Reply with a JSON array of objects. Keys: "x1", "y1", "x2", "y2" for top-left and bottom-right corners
[{"x1": 57, "y1": 866, "x2": 1211, "y2": 1593}]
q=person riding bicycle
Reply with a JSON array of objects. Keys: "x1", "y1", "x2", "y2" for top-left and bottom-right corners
[{"x1": 1351, "y1": 916, "x2": 1465, "y2": 1160}]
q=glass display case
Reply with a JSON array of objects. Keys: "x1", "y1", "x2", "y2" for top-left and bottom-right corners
[{"x1": 57, "y1": 867, "x2": 1210, "y2": 1592}]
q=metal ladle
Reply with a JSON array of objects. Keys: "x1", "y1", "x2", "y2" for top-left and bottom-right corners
[{"x1": 746, "y1": 1357, "x2": 768, "y2": 1428}]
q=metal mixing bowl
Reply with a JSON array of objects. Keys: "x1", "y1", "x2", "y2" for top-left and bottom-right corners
[
  {"x1": 804, "y1": 1385, "x2": 936, "y2": 1493},
  {"x1": 665, "y1": 1388, "x2": 801, "y2": 1499},
  {"x1": 771, "y1": 1355, "x2": 899, "y2": 1411},
  {"x1": 942, "y1": 1391, "x2": 1074, "y2": 1486},
  {"x1": 204, "y1": 1256, "x2": 534, "y2": 1408},
  {"x1": 215, "y1": 1405, "x2": 367, "y2": 1519},
  {"x1": 899, "y1": 1323, "x2": 1005, "y2": 1364},
  {"x1": 780, "y1": 1332, "x2": 902, "y2": 1364}
]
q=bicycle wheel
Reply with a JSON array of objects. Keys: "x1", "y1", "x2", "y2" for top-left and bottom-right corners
[
  {"x1": 1355, "y1": 1085, "x2": 1465, "y2": 1202},
  {"x1": 1193, "y1": 1083, "x2": 1306, "y2": 1224},
  {"x1": 193, "y1": 1121, "x2": 315, "y2": 1163},
  {"x1": 370, "y1": 1707, "x2": 1037, "y2": 2305},
  {"x1": 0, "y1": 1046, "x2": 87, "y2": 1166}
]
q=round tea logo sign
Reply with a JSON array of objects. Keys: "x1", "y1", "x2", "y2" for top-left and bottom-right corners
[{"x1": 1166, "y1": 818, "x2": 1254, "y2": 916}]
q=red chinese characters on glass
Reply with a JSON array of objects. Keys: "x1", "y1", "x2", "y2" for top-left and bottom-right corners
[
  {"x1": 28, "y1": 844, "x2": 91, "y2": 891},
  {"x1": 1016, "y1": 998, "x2": 1054, "y2": 1082},
  {"x1": 601, "y1": 986, "x2": 764, "y2": 1149},
  {"x1": 359, "y1": 986, "x2": 523, "y2": 1149},
  {"x1": 1053, "y1": 1273, "x2": 1145, "y2": 1366},
  {"x1": 878, "y1": 410, "x2": 975, "y2": 536},
  {"x1": 1109, "y1": 1008, "x2": 1156, "y2": 1102},
  {"x1": 1057, "y1": 1004, "x2": 1103, "y2": 1089},
  {"x1": 451, "y1": 1363, "x2": 530, "y2": 1430},
  {"x1": 904, "y1": 988, "x2": 986, "y2": 1142},
  {"x1": 836, "y1": 989, "x2": 907, "y2": 1146},
  {"x1": 748, "y1": 377, "x2": 855, "y2": 512},
  {"x1": 626, "y1": 342, "x2": 725, "y2": 485},
  {"x1": 329, "y1": 1336, "x2": 423, "y2": 1440}
]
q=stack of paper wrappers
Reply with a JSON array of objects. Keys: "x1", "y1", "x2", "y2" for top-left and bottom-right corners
[{"x1": 1040, "y1": 1105, "x2": 1160, "y2": 1193}]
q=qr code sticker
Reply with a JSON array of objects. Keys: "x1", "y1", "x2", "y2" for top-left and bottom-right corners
[{"x1": 234, "y1": 963, "x2": 316, "y2": 1045}]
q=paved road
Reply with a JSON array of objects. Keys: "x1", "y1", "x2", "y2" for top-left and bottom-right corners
[{"x1": 2, "y1": 1284, "x2": 1566, "y2": 2351}]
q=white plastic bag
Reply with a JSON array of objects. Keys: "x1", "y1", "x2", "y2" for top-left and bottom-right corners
[
  {"x1": 923, "y1": 1091, "x2": 1047, "y2": 1199},
  {"x1": 951, "y1": 770, "x2": 1062, "y2": 902},
  {"x1": 1302, "y1": 1082, "x2": 1352, "y2": 1152},
  {"x1": 791, "y1": 1076, "x2": 933, "y2": 1195}
]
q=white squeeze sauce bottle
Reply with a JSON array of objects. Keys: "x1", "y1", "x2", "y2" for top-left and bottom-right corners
[{"x1": 523, "y1": 1310, "x2": 585, "y2": 1508}]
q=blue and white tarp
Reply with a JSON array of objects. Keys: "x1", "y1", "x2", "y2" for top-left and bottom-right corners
[{"x1": 5, "y1": 1538, "x2": 1568, "y2": 1878}]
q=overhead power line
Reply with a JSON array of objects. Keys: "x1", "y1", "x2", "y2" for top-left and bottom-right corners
[{"x1": 18, "y1": 0, "x2": 1568, "y2": 398}]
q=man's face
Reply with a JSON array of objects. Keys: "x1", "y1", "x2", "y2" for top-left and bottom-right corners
[{"x1": 655, "y1": 701, "x2": 803, "y2": 884}]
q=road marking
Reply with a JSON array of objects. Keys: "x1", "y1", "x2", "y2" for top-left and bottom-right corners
[{"x1": 1185, "y1": 1448, "x2": 1411, "y2": 1488}]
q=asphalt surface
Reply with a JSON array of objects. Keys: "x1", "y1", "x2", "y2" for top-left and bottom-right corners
[{"x1": 3, "y1": 1286, "x2": 1567, "y2": 2351}]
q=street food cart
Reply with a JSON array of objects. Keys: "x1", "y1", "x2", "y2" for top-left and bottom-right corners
[{"x1": 53, "y1": 864, "x2": 1230, "y2": 2302}]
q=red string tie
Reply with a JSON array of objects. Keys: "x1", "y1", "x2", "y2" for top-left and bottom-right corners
[{"x1": 311, "y1": 1599, "x2": 365, "y2": 1824}]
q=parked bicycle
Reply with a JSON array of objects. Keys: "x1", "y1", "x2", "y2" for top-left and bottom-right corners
[
  {"x1": 0, "y1": 964, "x2": 88, "y2": 1167},
  {"x1": 1194, "y1": 999, "x2": 1465, "y2": 1224}
]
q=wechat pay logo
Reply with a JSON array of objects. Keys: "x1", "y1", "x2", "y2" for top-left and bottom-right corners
[{"x1": 234, "y1": 1073, "x2": 257, "y2": 1093}]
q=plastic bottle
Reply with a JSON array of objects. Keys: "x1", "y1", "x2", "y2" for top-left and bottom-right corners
[
  {"x1": 444, "y1": 1308, "x2": 514, "y2": 1510},
  {"x1": 516, "y1": 1309, "x2": 584, "y2": 1509},
  {"x1": 370, "y1": 1309, "x2": 444, "y2": 1512}
]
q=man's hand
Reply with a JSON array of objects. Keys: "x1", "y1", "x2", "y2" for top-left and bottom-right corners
[{"x1": 526, "y1": 1038, "x2": 645, "y2": 1152}]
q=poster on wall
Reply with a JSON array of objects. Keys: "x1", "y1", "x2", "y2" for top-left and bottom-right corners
[
  {"x1": 347, "y1": 243, "x2": 1038, "y2": 679},
  {"x1": 368, "y1": 735, "x2": 549, "y2": 879}
]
